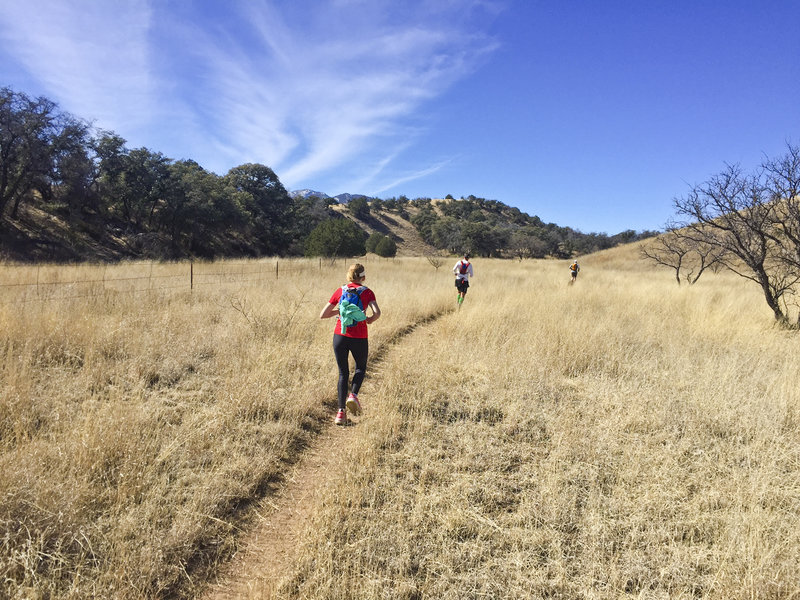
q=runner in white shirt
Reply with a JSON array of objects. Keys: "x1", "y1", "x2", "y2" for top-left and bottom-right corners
[{"x1": 452, "y1": 253, "x2": 473, "y2": 306}]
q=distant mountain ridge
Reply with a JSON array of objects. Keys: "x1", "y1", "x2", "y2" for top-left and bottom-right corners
[{"x1": 289, "y1": 189, "x2": 367, "y2": 204}]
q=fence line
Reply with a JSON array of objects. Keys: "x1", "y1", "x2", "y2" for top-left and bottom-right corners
[{"x1": 0, "y1": 258, "x2": 343, "y2": 306}]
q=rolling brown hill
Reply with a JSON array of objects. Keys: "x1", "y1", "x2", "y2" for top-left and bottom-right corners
[{"x1": 330, "y1": 202, "x2": 439, "y2": 257}]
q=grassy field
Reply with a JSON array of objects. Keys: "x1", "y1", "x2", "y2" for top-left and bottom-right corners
[
  {"x1": 2, "y1": 251, "x2": 800, "y2": 598},
  {"x1": 283, "y1": 253, "x2": 800, "y2": 598},
  {"x1": 0, "y1": 256, "x2": 454, "y2": 598}
]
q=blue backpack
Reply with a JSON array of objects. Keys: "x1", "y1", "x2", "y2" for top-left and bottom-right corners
[
  {"x1": 341, "y1": 285, "x2": 366, "y2": 308},
  {"x1": 339, "y1": 285, "x2": 367, "y2": 331}
]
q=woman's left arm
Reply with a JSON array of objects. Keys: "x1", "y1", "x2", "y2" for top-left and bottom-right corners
[{"x1": 365, "y1": 300, "x2": 381, "y2": 324}]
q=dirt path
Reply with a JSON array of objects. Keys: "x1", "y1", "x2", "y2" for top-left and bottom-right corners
[
  {"x1": 201, "y1": 423, "x2": 352, "y2": 598},
  {"x1": 200, "y1": 309, "x2": 449, "y2": 599}
]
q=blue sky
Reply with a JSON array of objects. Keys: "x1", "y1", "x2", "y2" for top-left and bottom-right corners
[{"x1": 1, "y1": 1, "x2": 798, "y2": 234}]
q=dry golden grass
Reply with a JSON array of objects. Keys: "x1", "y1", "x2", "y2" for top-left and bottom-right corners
[
  {"x1": 278, "y1": 257, "x2": 800, "y2": 599},
  {"x1": 3, "y1": 252, "x2": 800, "y2": 599},
  {"x1": 0, "y1": 256, "x2": 453, "y2": 599}
]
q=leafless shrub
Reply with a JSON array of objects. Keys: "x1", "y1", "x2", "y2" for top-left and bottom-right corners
[
  {"x1": 641, "y1": 224, "x2": 726, "y2": 285},
  {"x1": 425, "y1": 254, "x2": 444, "y2": 271}
]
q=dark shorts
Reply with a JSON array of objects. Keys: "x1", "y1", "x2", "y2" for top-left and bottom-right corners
[
  {"x1": 571, "y1": 270, "x2": 578, "y2": 278},
  {"x1": 455, "y1": 278, "x2": 470, "y2": 293}
]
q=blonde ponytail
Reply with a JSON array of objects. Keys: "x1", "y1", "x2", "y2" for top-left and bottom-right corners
[{"x1": 347, "y1": 263, "x2": 365, "y2": 282}]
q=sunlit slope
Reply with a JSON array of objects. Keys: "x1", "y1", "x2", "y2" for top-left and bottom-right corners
[{"x1": 579, "y1": 238, "x2": 652, "y2": 271}]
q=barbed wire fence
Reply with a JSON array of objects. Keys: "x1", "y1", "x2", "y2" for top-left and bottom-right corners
[{"x1": 0, "y1": 258, "x2": 352, "y2": 306}]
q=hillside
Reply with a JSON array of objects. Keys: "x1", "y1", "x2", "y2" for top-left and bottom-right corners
[
  {"x1": 0, "y1": 204, "x2": 136, "y2": 263},
  {"x1": 0, "y1": 200, "x2": 443, "y2": 262},
  {"x1": 330, "y1": 203, "x2": 437, "y2": 256},
  {"x1": 0, "y1": 85, "x2": 653, "y2": 264},
  {"x1": 0, "y1": 192, "x2": 654, "y2": 263}
]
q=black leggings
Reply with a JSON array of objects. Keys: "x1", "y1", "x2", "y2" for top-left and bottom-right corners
[{"x1": 332, "y1": 334, "x2": 369, "y2": 409}]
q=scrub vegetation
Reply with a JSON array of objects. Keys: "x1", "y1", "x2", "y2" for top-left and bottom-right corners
[{"x1": 2, "y1": 249, "x2": 799, "y2": 599}]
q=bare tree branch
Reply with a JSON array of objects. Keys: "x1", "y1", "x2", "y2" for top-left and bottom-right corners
[
  {"x1": 425, "y1": 254, "x2": 444, "y2": 271},
  {"x1": 640, "y1": 224, "x2": 727, "y2": 285},
  {"x1": 673, "y1": 159, "x2": 800, "y2": 326}
]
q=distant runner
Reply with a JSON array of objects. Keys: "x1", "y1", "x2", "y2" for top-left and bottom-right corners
[
  {"x1": 319, "y1": 263, "x2": 381, "y2": 425},
  {"x1": 453, "y1": 253, "x2": 474, "y2": 306},
  {"x1": 569, "y1": 260, "x2": 580, "y2": 284}
]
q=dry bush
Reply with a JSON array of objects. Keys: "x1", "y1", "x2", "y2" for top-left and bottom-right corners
[
  {"x1": 0, "y1": 256, "x2": 453, "y2": 599},
  {"x1": 281, "y1": 259, "x2": 800, "y2": 599}
]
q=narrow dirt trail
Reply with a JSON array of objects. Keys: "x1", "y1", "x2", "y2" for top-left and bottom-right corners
[
  {"x1": 201, "y1": 424, "x2": 352, "y2": 598},
  {"x1": 200, "y1": 309, "x2": 450, "y2": 599}
]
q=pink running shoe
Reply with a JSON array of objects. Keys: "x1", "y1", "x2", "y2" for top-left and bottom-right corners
[
  {"x1": 334, "y1": 409, "x2": 346, "y2": 425},
  {"x1": 346, "y1": 393, "x2": 362, "y2": 416}
]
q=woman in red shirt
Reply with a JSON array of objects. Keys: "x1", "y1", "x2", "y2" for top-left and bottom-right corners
[{"x1": 319, "y1": 263, "x2": 381, "y2": 425}]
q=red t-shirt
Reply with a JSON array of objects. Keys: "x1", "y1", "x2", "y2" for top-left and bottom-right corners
[{"x1": 329, "y1": 283, "x2": 377, "y2": 338}]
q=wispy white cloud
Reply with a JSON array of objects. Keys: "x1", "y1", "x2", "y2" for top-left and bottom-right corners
[
  {"x1": 0, "y1": 0, "x2": 155, "y2": 131},
  {"x1": 371, "y1": 158, "x2": 455, "y2": 195},
  {"x1": 0, "y1": 0, "x2": 501, "y2": 192},
  {"x1": 181, "y1": 1, "x2": 501, "y2": 189}
]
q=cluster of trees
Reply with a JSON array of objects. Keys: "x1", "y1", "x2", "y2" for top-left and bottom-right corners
[
  {"x1": 407, "y1": 195, "x2": 653, "y2": 259},
  {"x1": 1, "y1": 87, "x2": 332, "y2": 258},
  {"x1": 642, "y1": 143, "x2": 800, "y2": 328},
  {"x1": 303, "y1": 218, "x2": 366, "y2": 257},
  {"x1": 365, "y1": 232, "x2": 397, "y2": 257}
]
